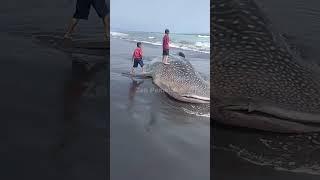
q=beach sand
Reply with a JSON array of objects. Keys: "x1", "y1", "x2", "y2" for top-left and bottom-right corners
[
  {"x1": 1, "y1": 1, "x2": 108, "y2": 179},
  {"x1": 110, "y1": 38, "x2": 210, "y2": 180}
]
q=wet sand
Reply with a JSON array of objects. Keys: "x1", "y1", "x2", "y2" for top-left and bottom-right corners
[
  {"x1": 110, "y1": 38, "x2": 210, "y2": 180},
  {"x1": 213, "y1": 125, "x2": 320, "y2": 179},
  {"x1": 1, "y1": 1, "x2": 108, "y2": 179},
  {"x1": 213, "y1": 147, "x2": 320, "y2": 180}
]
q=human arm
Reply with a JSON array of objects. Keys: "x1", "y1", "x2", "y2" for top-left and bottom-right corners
[{"x1": 140, "y1": 49, "x2": 143, "y2": 59}]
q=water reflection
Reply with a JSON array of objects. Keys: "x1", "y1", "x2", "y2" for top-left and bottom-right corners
[
  {"x1": 53, "y1": 52, "x2": 107, "y2": 176},
  {"x1": 128, "y1": 77, "x2": 144, "y2": 105}
]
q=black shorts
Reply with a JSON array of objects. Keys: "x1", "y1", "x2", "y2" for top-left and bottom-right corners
[
  {"x1": 133, "y1": 59, "x2": 144, "y2": 68},
  {"x1": 163, "y1": 49, "x2": 169, "y2": 56},
  {"x1": 73, "y1": 0, "x2": 109, "y2": 20}
]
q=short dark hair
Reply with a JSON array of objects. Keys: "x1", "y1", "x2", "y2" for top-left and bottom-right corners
[
  {"x1": 165, "y1": 29, "x2": 169, "y2": 33},
  {"x1": 137, "y1": 42, "x2": 142, "y2": 47}
]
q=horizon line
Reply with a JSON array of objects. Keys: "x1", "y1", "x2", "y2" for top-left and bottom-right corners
[{"x1": 110, "y1": 29, "x2": 210, "y2": 35}]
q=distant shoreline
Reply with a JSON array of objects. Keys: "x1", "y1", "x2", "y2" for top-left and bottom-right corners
[
  {"x1": 111, "y1": 37, "x2": 210, "y2": 58},
  {"x1": 110, "y1": 31, "x2": 210, "y2": 54}
]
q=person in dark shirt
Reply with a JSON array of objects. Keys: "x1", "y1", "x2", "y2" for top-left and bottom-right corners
[
  {"x1": 162, "y1": 29, "x2": 170, "y2": 64},
  {"x1": 131, "y1": 42, "x2": 144, "y2": 75},
  {"x1": 64, "y1": 0, "x2": 110, "y2": 40}
]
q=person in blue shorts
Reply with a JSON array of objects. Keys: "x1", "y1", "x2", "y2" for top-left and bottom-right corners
[
  {"x1": 131, "y1": 42, "x2": 144, "y2": 75},
  {"x1": 64, "y1": 0, "x2": 110, "y2": 40}
]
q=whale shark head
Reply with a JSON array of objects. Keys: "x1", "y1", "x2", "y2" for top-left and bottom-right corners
[
  {"x1": 212, "y1": 0, "x2": 320, "y2": 133},
  {"x1": 147, "y1": 52, "x2": 210, "y2": 103}
]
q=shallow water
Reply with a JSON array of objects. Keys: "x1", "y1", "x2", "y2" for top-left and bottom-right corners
[
  {"x1": 213, "y1": 0, "x2": 320, "y2": 179},
  {"x1": 110, "y1": 31, "x2": 210, "y2": 53},
  {"x1": 110, "y1": 38, "x2": 210, "y2": 180}
]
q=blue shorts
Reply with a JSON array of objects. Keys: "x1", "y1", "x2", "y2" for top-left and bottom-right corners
[
  {"x1": 133, "y1": 59, "x2": 144, "y2": 68},
  {"x1": 73, "y1": 0, "x2": 109, "y2": 20},
  {"x1": 163, "y1": 49, "x2": 169, "y2": 56}
]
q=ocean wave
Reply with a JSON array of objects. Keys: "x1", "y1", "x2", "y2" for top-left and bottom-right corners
[
  {"x1": 170, "y1": 42, "x2": 210, "y2": 54},
  {"x1": 198, "y1": 35, "x2": 210, "y2": 38},
  {"x1": 110, "y1": 31, "x2": 129, "y2": 37},
  {"x1": 136, "y1": 40, "x2": 162, "y2": 46},
  {"x1": 111, "y1": 32, "x2": 210, "y2": 54},
  {"x1": 195, "y1": 42, "x2": 210, "y2": 48},
  {"x1": 131, "y1": 40, "x2": 209, "y2": 54}
]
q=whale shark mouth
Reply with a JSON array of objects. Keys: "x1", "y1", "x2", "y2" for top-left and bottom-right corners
[
  {"x1": 223, "y1": 109, "x2": 320, "y2": 133},
  {"x1": 217, "y1": 101, "x2": 320, "y2": 133},
  {"x1": 181, "y1": 95, "x2": 210, "y2": 103}
]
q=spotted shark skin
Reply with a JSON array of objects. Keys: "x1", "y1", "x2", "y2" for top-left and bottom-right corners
[
  {"x1": 212, "y1": 0, "x2": 320, "y2": 133},
  {"x1": 146, "y1": 53, "x2": 210, "y2": 104}
]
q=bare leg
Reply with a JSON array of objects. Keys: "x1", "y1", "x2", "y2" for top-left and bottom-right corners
[
  {"x1": 64, "y1": 18, "x2": 79, "y2": 39},
  {"x1": 102, "y1": 15, "x2": 110, "y2": 41},
  {"x1": 164, "y1": 55, "x2": 170, "y2": 64},
  {"x1": 131, "y1": 67, "x2": 135, "y2": 75}
]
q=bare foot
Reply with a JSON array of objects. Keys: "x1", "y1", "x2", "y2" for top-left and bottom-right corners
[{"x1": 63, "y1": 33, "x2": 72, "y2": 39}]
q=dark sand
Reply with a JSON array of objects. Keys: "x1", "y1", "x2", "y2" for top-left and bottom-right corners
[
  {"x1": 213, "y1": 0, "x2": 320, "y2": 179},
  {"x1": 5, "y1": 0, "x2": 320, "y2": 179},
  {"x1": 110, "y1": 38, "x2": 210, "y2": 180},
  {"x1": 1, "y1": 1, "x2": 108, "y2": 179}
]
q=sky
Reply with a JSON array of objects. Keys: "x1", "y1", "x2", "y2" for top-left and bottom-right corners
[{"x1": 110, "y1": 0, "x2": 210, "y2": 34}]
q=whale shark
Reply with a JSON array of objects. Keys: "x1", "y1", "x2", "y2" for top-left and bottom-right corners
[
  {"x1": 143, "y1": 52, "x2": 210, "y2": 104},
  {"x1": 212, "y1": 0, "x2": 320, "y2": 133}
]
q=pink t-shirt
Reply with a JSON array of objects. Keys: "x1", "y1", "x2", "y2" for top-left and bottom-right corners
[
  {"x1": 133, "y1": 47, "x2": 143, "y2": 59},
  {"x1": 163, "y1": 34, "x2": 170, "y2": 50}
]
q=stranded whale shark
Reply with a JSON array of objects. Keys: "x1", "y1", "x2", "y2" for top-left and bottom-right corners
[
  {"x1": 212, "y1": 0, "x2": 320, "y2": 133},
  {"x1": 143, "y1": 52, "x2": 210, "y2": 104}
]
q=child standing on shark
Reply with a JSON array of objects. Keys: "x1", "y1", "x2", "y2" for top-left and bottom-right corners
[
  {"x1": 131, "y1": 42, "x2": 144, "y2": 75},
  {"x1": 162, "y1": 29, "x2": 170, "y2": 64}
]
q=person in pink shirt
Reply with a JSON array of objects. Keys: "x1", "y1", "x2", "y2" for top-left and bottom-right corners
[
  {"x1": 131, "y1": 42, "x2": 144, "y2": 75},
  {"x1": 162, "y1": 29, "x2": 170, "y2": 64}
]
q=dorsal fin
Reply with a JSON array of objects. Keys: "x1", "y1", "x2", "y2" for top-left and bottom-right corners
[{"x1": 178, "y1": 52, "x2": 185, "y2": 58}]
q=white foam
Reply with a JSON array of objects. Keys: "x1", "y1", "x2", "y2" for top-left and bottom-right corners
[
  {"x1": 195, "y1": 42, "x2": 210, "y2": 48},
  {"x1": 130, "y1": 39, "x2": 162, "y2": 46},
  {"x1": 111, "y1": 32, "x2": 210, "y2": 54},
  {"x1": 110, "y1": 31, "x2": 129, "y2": 37},
  {"x1": 170, "y1": 42, "x2": 210, "y2": 54},
  {"x1": 141, "y1": 40, "x2": 162, "y2": 46},
  {"x1": 198, "y1": 35, "x2": 210, "y2": 38},
  {"x1": 182, "y1": 107, "x2": 210, "y2": 117}
]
